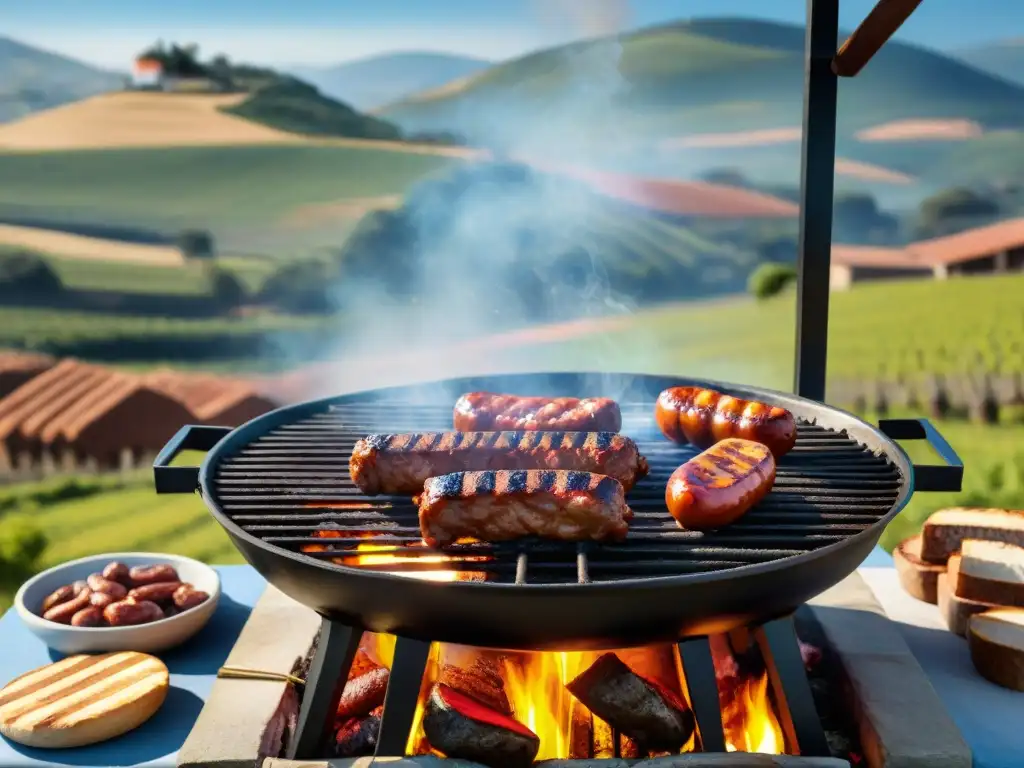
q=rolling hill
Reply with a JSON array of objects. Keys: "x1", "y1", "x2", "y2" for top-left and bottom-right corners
[
  {"x1": 293, "y1": 52, "x2": 491, "y2": 111},
  {"x1": 0, "y1": 36, "x2": 121, "y2": 123},
  {"x1": 954, "y1": 39, "x2": 1024, "y2": 86},
  {"x1": 377, "y1": 18, "x2": 1024, "y2": 184}
]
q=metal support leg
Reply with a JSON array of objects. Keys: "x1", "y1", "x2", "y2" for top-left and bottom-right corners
[
  {"x1": 794, "y1": 0, "x2": 840, "y2": 402},
  {"x1": 375, "y1": 636, "x2": 432, "y2": 756},
  {"x1": 288, "y1": 618, "x2": 363, "y2": 759},
  {"x1": 755, "y1": 616, "x2": 831, "y2": 757},
  {"x1": 678, "y1": 636, "x2": 727, "y2": 753}
]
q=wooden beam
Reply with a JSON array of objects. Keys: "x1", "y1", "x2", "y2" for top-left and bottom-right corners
[{"x1": 832, "y1": 0, "x2": 925, "y2": 77}]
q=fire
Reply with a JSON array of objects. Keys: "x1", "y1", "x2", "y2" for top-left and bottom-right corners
[
  {"x1": 301, "y1": 530, "x2": 486, "y2": 582},
  {"x1": 722, "y1": 671, "x2": 784, "y2": 754},
  {"x1": 502, "y1": 651, "x2": 594, "y2": 760}
]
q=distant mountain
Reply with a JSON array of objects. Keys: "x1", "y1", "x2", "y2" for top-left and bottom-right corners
[
  {"x1": 0, "y1": 36, "x2": 122, "y2": 123},
  {"x1": 291, "y1": 52, "x2": 491, "y2": 111},
  {"x1": 377, "y1": 18, "x2": 1024, "y2": 182},
  {"x1": 953, "y1": 39, "x2": 1024, "y2": 86}
]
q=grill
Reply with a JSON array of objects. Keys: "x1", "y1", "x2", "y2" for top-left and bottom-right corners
[{"x1": 154, "y1": 371, "x2": 962, "y2": 759}]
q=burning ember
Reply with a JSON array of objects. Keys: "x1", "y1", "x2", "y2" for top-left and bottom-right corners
[
  {"x1": 324, "y1": 541, "x2": 786, "y2": 761},
  {"x1": 301, "y1": 529, "x2": 487, "y2": 582}
]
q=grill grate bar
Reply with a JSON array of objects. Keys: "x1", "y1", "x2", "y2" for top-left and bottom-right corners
[{"x1": 211, "y1": 399, "x2": 903, "y2": 583}]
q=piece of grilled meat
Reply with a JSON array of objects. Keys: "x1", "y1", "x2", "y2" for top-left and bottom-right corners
[
  {"x1": 454, "y1": 393, "x2": 622, "y2": 432},
  {"x1": 419, "y1": 470, "x2": 632, "y2": 548},
  {"x1": 349, "y1": 431, "x2": 648, "y2": 496},
  {"x1": 655, "y1": 386, "x2": 797, "y2": 459}
]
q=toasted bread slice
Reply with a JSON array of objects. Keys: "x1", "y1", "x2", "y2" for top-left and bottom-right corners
[
  {"x1": 894, "y1": 534, "x2": 944, "y2": 603},
  {"x1": 921, "y1": 507, "x2": 1024, "y2": 563},
  {"x1": 953, "y1": 539, "x2": 1024, "y2": 607},
  {"x1": 938, "y1": 557, "x2": 997, "y2": 636},
  {"x1": 968, "y1": 608, "x2": 1024, "y2": 692},
  {"x1": 0, "y1": 651, "x2": 168, "y2": 748}
]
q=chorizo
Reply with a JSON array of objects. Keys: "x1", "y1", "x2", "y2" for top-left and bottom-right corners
[
  {"x1": 86, "y1": 573, "x2": 128, "y2": 599},
  {"x1": 665, "y1": 438, "x2": 776, "y2": 530},
  {"x1": 655, "y1": 387, "x2": 797, "y2": 459},
  {"x1": 454, "y1": 392, "x2": 622, "y2": 432}
]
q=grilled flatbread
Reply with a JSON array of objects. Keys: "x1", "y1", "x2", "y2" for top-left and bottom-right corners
[{"x1": 0, "y1": 651, "x2": 169, "y2": 748}]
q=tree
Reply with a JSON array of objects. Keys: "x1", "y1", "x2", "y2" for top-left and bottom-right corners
[
  {"x1": 207, "y1": 266, "x2": 247, "y2": 310},
  {"x1": 178, "y1": 230, "x2": 216, "y2": 260},
  {"x1": 747, "y1": 262, "x2": 797, "y2": 300},
  {"x1": 258, "y1": 260, "x2": 335, "y2": 314},
  {"x1": 918, "y1": 187, "x2": 1000, "y2": 237},
  {"x1": 0, "y1": 249, "x2": 63, "y2": 298}
]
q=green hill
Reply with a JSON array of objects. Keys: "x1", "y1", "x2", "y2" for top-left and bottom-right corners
[
  {"x1": 378, "y1": 18, "x2": 1024, "y2": 183},
  {"x1": 954, "y1": 39, "x2": 1024, "y2": 86},
  {"x1": 222, "y1": 77, "x2": 403, "y2": 140},
  {"x1": 0, "y1": 36, "x2": 122, "y2": 123}
]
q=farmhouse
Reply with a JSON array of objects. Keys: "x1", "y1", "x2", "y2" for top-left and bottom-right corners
[
  {"x1": 145, "y1": 369, "x2": 279, "y2": 425},
  {"x1": 830, "y1": 217, "x2": 1024, "y2": 290},
  {"x1": 130, "y1": 57, "x2": 165, "y2": 90},
  {"x1": 0, "y1": 359, "x2": 193, "y2": 470},
  {"x1": 129, "y1": 55, "x2": 227, "y2": 93},
  {"x1": 0, "y1": 352, "x2": 55, "y2": 399}
]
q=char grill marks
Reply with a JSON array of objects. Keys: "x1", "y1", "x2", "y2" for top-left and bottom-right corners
[{"x1": 210, "y1": 401, "x2": 903, "y2": 585}]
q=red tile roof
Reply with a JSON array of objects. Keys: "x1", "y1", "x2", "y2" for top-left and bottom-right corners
[
  {"x1": 832, "y1": 217, "x2": 1024, "y2": 270},
  {"x1": 144, "y1": 369, "x2": 277, "y2": 422}
]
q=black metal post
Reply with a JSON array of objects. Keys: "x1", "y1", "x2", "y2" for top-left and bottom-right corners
[
  {"x1": 287, "y1": 619, "x2": 363, "y2": 759},
  {"x1": 755, "y1": 616, "x2": 832, "y2": 757},
  {"x1": 677, "y1": 637, "x2": 727, "y2": 753},
  {"x1": 375, "y1": 636, "x2": 432, "y2": 756},
  {"x1": 794, "y1": 0, "x2": 840, "y2": 402}
]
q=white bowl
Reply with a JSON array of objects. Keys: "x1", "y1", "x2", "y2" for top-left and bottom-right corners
[{"x1": 14, "y1": 552, "x2": 221, "y2": 655}]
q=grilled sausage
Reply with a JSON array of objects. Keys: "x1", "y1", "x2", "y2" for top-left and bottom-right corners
[
  {"x1": 419, "y1": 470, "x2": 632, "y2": 549},
  {"x1": 86, "y1": 573, "x2": 128, "y2": 599},
  {"x1": 129, "y1": 564, "x2": 180, "y2": 586},
  {"x1": 42, "y1": 589, "x2": 93, "y2": 624},
  {"x1": 454, "y1": 393, "x2": 622, "y2": 432},
  {"x1": 172, "y1": 585, "x2": 210, "y2": 611},
  {"x1": 350, "y1": 431, "x2": 648, "y2": 496},
  {"x1": 655, "y1": 387, "x2": 797, "y2": 459},
  {"x1": 665, "y1": 438, "x2": 776, "y2": 530}
]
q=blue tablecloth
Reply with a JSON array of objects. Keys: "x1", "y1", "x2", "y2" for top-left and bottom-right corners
[{"x1": 0, "y1": 566, "x2": 266, "y2": 768}]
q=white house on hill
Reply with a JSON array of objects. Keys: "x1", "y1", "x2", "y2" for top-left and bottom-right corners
[{"x1": 130, "y1": 57, "x2": 164, "y2": 89}]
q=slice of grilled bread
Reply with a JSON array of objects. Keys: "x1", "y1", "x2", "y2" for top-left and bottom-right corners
[
  {"x1": 953, "y1": 539, "x2": 1024, "y2": 608},
  {"x1": 968, "y1": 608, "x2": 1024, "y2": 692},
  {"x1": 894, "y1": 534, "x2": 944, "y2": 603},
  {"x1": 938, "y1": 557, "x2": 997, "y2": 636},
  {"x1": 920, "y1": 507, "x2": 1024, "y2": 563},
  {"x1": 0, "y1": 651, "x2": 168, "y2": 748}
]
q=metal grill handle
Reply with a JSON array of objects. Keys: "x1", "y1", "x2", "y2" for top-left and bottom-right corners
[
  {"x1": 153, "y1": 425, "x2": 232, "y2": 494},
  {"x1": 878, "y1": 418, "x2": 964, "y2": 493}
]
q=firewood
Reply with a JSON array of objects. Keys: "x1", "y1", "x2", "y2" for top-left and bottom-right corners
[
  {"x1": 337, "y1": 667, "x2": 389, "y2": 719},
  {"x1": 436, "y1": 645, "x2": 513, "y2": 715},
  {"x1": 422, "y1": 684, "x2": 539, "y2": 768},
  {"x1": 566, "y1": 652, "x2": 694, "y2": 752}
]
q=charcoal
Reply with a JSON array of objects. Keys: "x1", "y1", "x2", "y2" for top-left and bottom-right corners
[
  {"x1": 566, "y1": 652, "x2": 694, "y2": 752},
  {"x1": 337, "y1": 667, "x2": 389, "y2": 718},
  {"x1": 423, "y1": 684, "x2": 540, "y2": 768},
  {"x1": 331, "y1": 714, "x2": 380, "y2": 757}
]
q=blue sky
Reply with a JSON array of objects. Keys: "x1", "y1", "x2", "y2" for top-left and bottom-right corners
[{"x1": 3, "y1": 0, "x2": 1021, "y2": 69}]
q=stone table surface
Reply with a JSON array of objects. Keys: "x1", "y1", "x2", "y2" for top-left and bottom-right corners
[
  {"x1": 860, "y1": 550, "x2": 1024, "y2": 768},
  {"x1": 0, "y1": 566, "x2": 266, "y2": 768},
  {"x1": 0, "y1": 550, "x2": 1020, "y2": 768}
]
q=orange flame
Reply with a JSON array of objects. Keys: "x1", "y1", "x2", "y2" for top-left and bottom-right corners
[
  {"x1": 722, "y1": 671, "x2": 784, "y2": 754},
  {"x1": 301, "y1": 530, "x2": 487, "y2": 582}
]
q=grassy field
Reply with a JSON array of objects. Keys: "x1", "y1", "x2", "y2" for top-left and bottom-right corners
[
  {"x1": 0, "y1": 145, "x2": 462, "y2": 254},
  {"x1": 485, "y1": 272, "x2": 1024, "y2": 387},
  {"x1": 48, "y1": 254, "x2": 276, "y2": 295}
]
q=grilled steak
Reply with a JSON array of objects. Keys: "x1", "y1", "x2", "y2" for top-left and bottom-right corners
[
  {"x1": 349, "y1": 431, "x2": 647, "y2": 495},
  {"x1": 418, "y1": 469, "x2": 632, "y2": 548},
  {"x1": 655, "y1": 386, "x2": 797, "y2": 459},
  {"x1": 454, "y1": 392, "x2": 622, "y2": 432}
]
